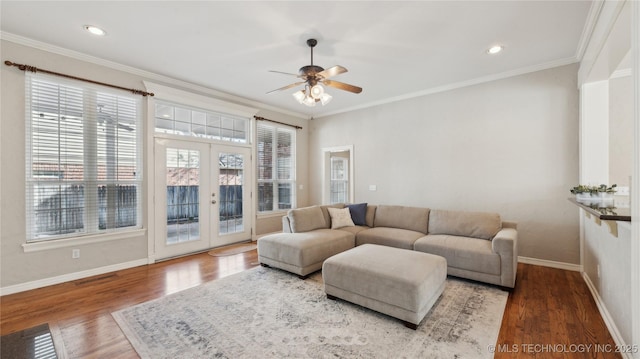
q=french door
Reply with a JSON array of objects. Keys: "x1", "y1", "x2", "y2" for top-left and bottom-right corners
[{"x1": 154, "y1": 138, "x2": 252, "y2": 260}]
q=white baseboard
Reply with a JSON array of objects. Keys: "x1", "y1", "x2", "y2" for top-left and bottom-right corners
[
  {"x1": 0, "y1": 258, "x2": 148, "y2": 296},
  {"x1": 518, "y1": 256, "x2": 583, "y2": 272},
  {"x1": 582, "y1": 273, "x2": 634, "y2": 359}
]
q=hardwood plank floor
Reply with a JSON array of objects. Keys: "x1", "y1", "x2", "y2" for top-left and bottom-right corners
[
  {"x1": 1, "y1": 247, "x2": 622, "y2": 358},
  {"x1": 496, "y1": 263, "x2": 622, "y2": 359}
]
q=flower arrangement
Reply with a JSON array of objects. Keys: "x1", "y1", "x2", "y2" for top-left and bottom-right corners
[
  {"x1": 570, "y1": 184, "x2": 616, "y2": 200},
  {"x1": 570, "y1": 184, "x2": 593, "y2": 195}
]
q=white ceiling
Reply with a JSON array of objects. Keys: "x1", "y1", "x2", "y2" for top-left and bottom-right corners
[{"x1": 1, "y1": 1, "x2": 593, "y2": 119}]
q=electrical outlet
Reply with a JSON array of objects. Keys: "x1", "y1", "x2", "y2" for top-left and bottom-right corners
[
  {"x1": 597, "y1": 264, "x2": 601, "y2": 278},
  {"x1": 72, "y1": 249, "x2": 80, "y2": 259},
  {"x1": 369, "y1": 185, "x2": 377, "y2": 191}
]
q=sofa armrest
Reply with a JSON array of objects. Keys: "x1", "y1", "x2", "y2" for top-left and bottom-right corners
[
  {"x1": 492, "y1": 227, "x2": 517, "y2": 254},
  {"x1": 492, "y1": 227, "x2": 518, "y2": 288},
  {"x1": 282, "y1": 216, "x2": 292, "y2": 233}
]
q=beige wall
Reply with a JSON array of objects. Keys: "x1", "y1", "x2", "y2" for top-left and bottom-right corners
[
  {"x1": 309, "y1": 64, "x2": 580, "y2": 264},
  {"x1": 0, "y1": 40, "x2": 307, "y2": 289}
]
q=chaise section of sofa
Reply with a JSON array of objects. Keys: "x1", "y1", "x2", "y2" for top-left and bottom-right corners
[{"x1": 258, "y1": 205, "x2": 356, "y2": 278}]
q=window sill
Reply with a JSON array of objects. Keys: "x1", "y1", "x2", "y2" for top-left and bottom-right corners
[{"x1": 22, "y1": 228, "x2": 147, "y2": 253}]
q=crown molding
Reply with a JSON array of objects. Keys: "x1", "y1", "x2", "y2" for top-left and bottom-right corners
[
  {"x1": 610, "y1": 68, "x2": 632, "y2": 79},
  {"x1": 577, "y1": 1, "x2": 629, "y2": 85},
  {"x1": 0, "y1": 31, "x2": 308, "y2": 120},
  {"x1": 316, "y1": 56, "x2": 579, "y2": 119},
  {"x1": 576, "y1": 0, "x2": 605, "y2": 61}
]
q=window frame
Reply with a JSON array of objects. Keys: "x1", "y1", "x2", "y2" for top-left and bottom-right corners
[
  {"x1": 154, "y1": 100, "x2": 250, "y2": 144},
  {"x1": 24, "y1": 73, "x2": 143, "y2": 243},
  {"x1": 256, "y1": 122, "x2": 296, "y2": 213}
]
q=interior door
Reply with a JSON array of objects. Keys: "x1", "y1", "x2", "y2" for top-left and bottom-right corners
[{"x1": 154, "y1": 139, "x2": 252, "y2": 260}]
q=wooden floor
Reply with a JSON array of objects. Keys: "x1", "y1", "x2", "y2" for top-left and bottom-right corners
[{"x1": 1, "y1": 245, "x2": 621, "y2": 358}]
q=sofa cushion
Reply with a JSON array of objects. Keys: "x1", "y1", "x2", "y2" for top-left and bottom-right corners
[
  {"x1": 428, "y1": 209, "x2": 501, "y2": 240},
  {"x1": 374, "y1": 205, "x2": 430, "y2": 234},
  {"x1": 414, "y1": 234, "x2": 501, "y2": 275},
  {"x1": 356, "y1": 227, "x2": 425, "y2": 250},
  {"x1": 346, "y1": 203, "x2": 368, "y2": 225},
  {"x1": 365, "y1": 205, "x2": 377, "y2": 227},
  {"x1": 336, "y1": 225, "x2": 370, "y2": 236},
  {"x1": 328, "y1": 207, "x2": 355, "y2": 229},
  {"x1": 288, "y1": 206, "x2": 327, "y2": 233}
]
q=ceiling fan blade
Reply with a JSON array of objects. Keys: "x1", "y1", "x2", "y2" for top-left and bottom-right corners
[
  {"x1": 322, "y1": 80, "x2": 362, "y2": 94},
  {"x1": 317, "y1": 65, "x2": 347, "y2": 79},
  {"x1": 266, "y1": 82, "x2": 305, "y2": 94},
  {"x1": 269, "y1": 70, "x2": 302, "y2": 77}
]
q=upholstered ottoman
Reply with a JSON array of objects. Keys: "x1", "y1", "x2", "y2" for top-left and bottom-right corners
[{"x1": 322, "y1": 244, "x2": 447, "y2": 329}]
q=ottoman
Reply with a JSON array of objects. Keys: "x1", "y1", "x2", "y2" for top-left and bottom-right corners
[{"x1": 322, "y1": 244, "x2": 447, "y2": 329}]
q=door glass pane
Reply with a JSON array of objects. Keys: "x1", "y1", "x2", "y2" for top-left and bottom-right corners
[
  {"x1": 166, "y1": 148, "x2": 200, "y2": 244},
  {"x1": 219, "y1": 152, "x2": 244, "y2": 234}
]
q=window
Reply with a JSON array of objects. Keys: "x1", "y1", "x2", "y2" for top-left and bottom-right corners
[
  {"x1": 330, "y1": 157, "x2": 348, "y2": 203},
  {"x1": 257, "y1": 122, "x2": 296, "y2": 212},
  {"x1": 154, "y1": 101, "x2": 249, "y2": 143},
  {"x1": 25, "y1": 73, "x2": 142, "y2": 241}
]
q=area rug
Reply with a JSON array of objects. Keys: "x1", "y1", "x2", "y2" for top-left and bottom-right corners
[
  {"x1": 113, "y1": 267, "x2": 507, "y2": 359},
  {"x1": 207, "y1": 242, "x2": 257, "y2": 257}
]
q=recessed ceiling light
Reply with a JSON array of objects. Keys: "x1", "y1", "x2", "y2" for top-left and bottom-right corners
[
  {"x1": 84, "y1": 25, "x2": 106, "y2": 36},
  {"x1": 487, "y1": 45, "x2": 503, "y2": 55}
]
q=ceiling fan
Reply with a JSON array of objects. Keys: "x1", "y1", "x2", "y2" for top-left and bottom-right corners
[{"x1": 267, "y1": 39, "x2": 362, "y2": 107}]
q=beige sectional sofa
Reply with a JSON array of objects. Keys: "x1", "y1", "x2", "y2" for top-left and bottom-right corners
[{"x1": 257, "y1": 203, "x2": 518, "y2": 288}]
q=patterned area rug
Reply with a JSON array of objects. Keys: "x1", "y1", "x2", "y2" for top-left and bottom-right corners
[{"x1": 113, "y1": 267, "x2": 507, "y2": 358}]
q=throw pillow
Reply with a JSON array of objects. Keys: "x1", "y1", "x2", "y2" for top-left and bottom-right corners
[
  {"x1": 346, "y1": 203, "x2": 368, "y2": 226},
  {"x1": 327, "y1": 207, "x2": 355, "y2": 229}
]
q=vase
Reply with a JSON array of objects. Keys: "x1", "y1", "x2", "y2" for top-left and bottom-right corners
[
  {"x1": 597, "y1": 192, "x2": 614, "y2": 201},
  {"x1": 576, "y1": 193, "x2": 591, "y2": 201}
]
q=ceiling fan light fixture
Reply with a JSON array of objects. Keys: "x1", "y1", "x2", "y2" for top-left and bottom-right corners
[
  {"x1": 310, "y1": 84, "x2": 324, "y2": 99},
  {"x1": 320, "y1": 93, "x2": 332, "y2": 106},
  {"x1": 303, "y1": 95, "x2": 316, "y2": 107},
  {"x1": 292, "y1": 90, "x2": 306, "y2": 104}
]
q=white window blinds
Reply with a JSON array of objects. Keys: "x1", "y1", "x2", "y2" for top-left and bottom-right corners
[
  {"x1": 256, "y1": 122, "x2": 296, "y2": 212},
  {"x1": 25, "y1": 73, "x2": 143, "y2": 241}
]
